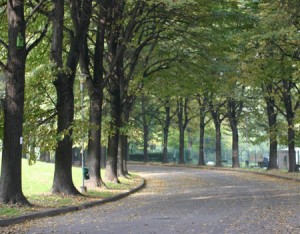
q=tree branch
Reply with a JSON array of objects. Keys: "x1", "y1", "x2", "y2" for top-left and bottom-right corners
[
  {"x1": 26, "y1": 17, "x2": 50, "y2": 55},
  {"x1": 25, "y1": 0, "x2": 48, "y2": 25}
]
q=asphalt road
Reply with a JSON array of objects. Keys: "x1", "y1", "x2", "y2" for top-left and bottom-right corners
[{"x1": 14, "y1": 165, "x2": 300, "y2": 233}]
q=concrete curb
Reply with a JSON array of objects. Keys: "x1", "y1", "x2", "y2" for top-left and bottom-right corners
[{"x1": 0, "y1": 178, "x2": 146, "y2": 227}]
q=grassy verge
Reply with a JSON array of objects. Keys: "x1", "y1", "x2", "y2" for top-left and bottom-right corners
[{"x1": 0, "y1": 159, "x2": 142, "y2": 219}]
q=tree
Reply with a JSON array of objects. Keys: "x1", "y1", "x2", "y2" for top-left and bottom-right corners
[
  {"x1": 51, "y1": 0, "x2": 92, "y2": 194},
  {"x1": 176, "y1": 97, "x2": 193, "y2": 164},
  {"x1": 209, "y1": 92, "x2": 227, "y2": 167},
  {"x1": 160, "y1": 98, "x2": 176, "y2": 163},
  {"x1": 263, "y1": 83, "x2": 278, "y2": 170},
  {"x1": 242, "y1": 1, "x2": 300, "y2": 171},
  {"x1": 196, "y1": 95, "x2": 210, "y2": 166},
  {"x1": 0, "y1": 0, "x2": 48, "y2": 205},
  {"x1": 79, "y1": 0, "x2": 110, "y2": 188},
  {"x1": 0, "y1": 0, "x2": 28, "y2": 205}
]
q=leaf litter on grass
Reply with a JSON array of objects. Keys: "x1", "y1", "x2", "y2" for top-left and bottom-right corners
[{"x1": 0, "y1": 175, "x2": 143, "y2": 220}]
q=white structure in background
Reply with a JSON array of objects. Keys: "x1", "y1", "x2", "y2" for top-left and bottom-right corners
[{"x1": 277, "y1": 147, "x2": 300, "y2": 170}]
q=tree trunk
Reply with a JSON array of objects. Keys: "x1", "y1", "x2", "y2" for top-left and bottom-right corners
[
  {"x1": 105, "y1": 83, "x2": 121, "y2": 183},
  {"x1": 122, "y1": 107, "x2": 131, "y2": 175},
  {"x1": 198, "y1": 115, "x2": 206, "y2": 166},
  {"x1": 282, "y1": 80, "x2": 296, "y2": 172},
  {"x1": 52, "y1": 80, "x2": 79, "y2": 195},
  {"x1": 227, "y1": 98, "x2": 243, "y2": 168},
  {"x1": 210, "y1": 107, "x2": 223, "y2": 167},
  {"x1": 265, "y1": 95, "x2": 278, "y2": 170},
  {"x1": 0, "y1": 0, "x2": 29, "y2": 205},
  {"x1": 177, "y1": 99, "x2": 185, "y2": 164},
  {"x1": 178, "y1": 125, "x2": 185, "y2": 164},
  {"x1": 86, "y1": 95, "x2": 104, "y2": 187},
  {"x1": 287, "y1": 119, "x2": 296, "y2": 172},
  {"x1": 118, "y1": 134, "x2": 127, "y2": 177},
  {"x1": 215, "y1": 122, "x2": 222, "y2": 167},
  {"x1": 143, "y1": 128, "x2": 149, "y2": 162},
  {"x1": 162, "y1": 128, "x2": 169, "y2": 163},
  {"x1": 196, "y1": 95, "x2": 208, "y2": 166},
  {"x1": 123, "y1": 135, "x2": 129, "y2": 175},
  {"x1": 141, "y1": 94, "x2": 149, "y2": 162},
  {"x1": 162, "y1": 105, "x2": 171, "y2": 164},
  {"x1": 231, "y1": 124, "x2": 240, "y2": 168}
]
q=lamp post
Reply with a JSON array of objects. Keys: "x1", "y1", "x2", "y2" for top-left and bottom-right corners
[{"x1": 79, "y1": 73, "x2": 88, "y2": 193}]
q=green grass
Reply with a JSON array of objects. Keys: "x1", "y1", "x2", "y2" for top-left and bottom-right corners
[
  {"x1": 0, "y1": 159, "x2": 142, "y2": 218},
  {"x1": 21, "y1": 160, "x2": 92, "y2": 195},
  {"x1": 21, "y1": 160, "x2": 55, "y2": 195},
  {"x1": 0, "y1": 206, "x2": 20, "y2": 217}
]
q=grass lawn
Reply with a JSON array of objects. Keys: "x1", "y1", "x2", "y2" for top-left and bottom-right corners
[{"x1": 0, "y1": 159, "x2": 142, "y2": 219}]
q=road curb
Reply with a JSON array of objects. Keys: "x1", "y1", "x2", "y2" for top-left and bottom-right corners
[{"x1": 0, "y1": 178, "x2": 146, "y2": 227}]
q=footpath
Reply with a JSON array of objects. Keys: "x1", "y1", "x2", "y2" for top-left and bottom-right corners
[{"x1": 1, "y1": 162, "x2": 300, "y2": 228}]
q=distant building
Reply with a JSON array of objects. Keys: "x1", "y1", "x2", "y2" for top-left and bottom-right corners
[{"x1": 277, "y1": 147, "x2": 300, "y2": 170}]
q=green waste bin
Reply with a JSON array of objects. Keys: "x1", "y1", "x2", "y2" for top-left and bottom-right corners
[{"x1": 83, "y1": 167, "x2": 90, "y2": 180}]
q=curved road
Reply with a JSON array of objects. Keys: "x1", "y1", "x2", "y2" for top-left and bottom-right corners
[{"x1": 11, "y1": 165, "x2": 300, "y2": 233}]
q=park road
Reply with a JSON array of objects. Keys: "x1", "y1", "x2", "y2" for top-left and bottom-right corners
[{"x1": 18, "y1": 165, "x2": 300, "y2": 233}]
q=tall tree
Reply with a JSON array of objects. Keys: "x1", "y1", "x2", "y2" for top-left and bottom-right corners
[
  {"x1": 0, "y1": 0, "x2": 28, "y2": 205},
  {"x1": 51, "y1": 0, "x2": 92, "y2": 194},
  {"x1": 177, "y1": 97, "x2": 191, "y2": 164},
  {"x1": 79, "y1": 0, "x2": 110, "y2": 188},
  {"x1": 161, "y1": 99, "x2": 175, "y2": 163},
  {"x1": 0, "y1": 0, "x2": 48, "y2": 205},
  {"x1": 196, "y1": 95, "x2": 210, "y2": 166},
  {"x1": 209, "y1": 96, "x2": 226, "y2": 167},
  {"x1": 263, "y1": 84, "x2": 278, "y2": 170}
]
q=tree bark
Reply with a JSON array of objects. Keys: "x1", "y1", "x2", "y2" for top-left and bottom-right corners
[
  {"x1": 123, "y1": 136, "x2": 129, "y2": 175},
  {"x1": 162, "y1": 128, "x2": 169, "y2": 164},
  {"x1": 287, "y1": 122, "x2": 296, "y2": 172},
  {"x1": 162, "y1": 104, "x2": 171, "y2": 163},
  {"x1": 118, "y1": 134, "x2": 127, "y2": 177},
  {"x1": 86, "y1": 94, "x2": 104, "y2": 187},
  {"x1": 265, "y1": 94, "x2": 278, "y2": 170},
  {"x1": 282, "y1": 80, "x2": 297, "y2": 172},
  {"x1": 198, "y1": 114, "x2": 206, "y2": 166},
  {"x1": 227, "y1": 100, "x2": 240, "y2": 168},
  {"x1": 105, "y1": 81, "x2": 121, "y2": 183},
  {"x1": 231, "y1": 124, "x2": 239, "y2": 168},
  {"x1": 141, "y1": 94, "x2": 149, "y2": 162},
  {"x1": 52, "y1": 80, "x2": 79, "y2": 194},
  {"x1": 0, "y1": 0, "x2": 30, "y2": 205},
  {"x1": 121, "y1": 106, "x2": 131, "y2": 175},
  {"x1": 210, "y1": 108, "x2": 223, "y2": 167},
  {"x1": 196, "y1": 95, "x2": 208, "y2": 166},
  {"x1": 177, "y1": 98, "x2": 186, "y2": 164},
  {"x1": 215, "y1": 121, "x2": 222, "y2": 167}
]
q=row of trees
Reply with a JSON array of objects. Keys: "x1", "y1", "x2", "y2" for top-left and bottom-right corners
[
  {"x1": 0, "y1": 0, "x2": 299, "y2": 206},
  {"x1": 131, "y1": 0, "x2": 300, "y2": 171},
  {"x1": 0, "y1": 0, "x2": 210, "y2": 205}
]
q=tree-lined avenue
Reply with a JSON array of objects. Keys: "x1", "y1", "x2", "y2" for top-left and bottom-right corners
[{"x1": 9, "y1": 165, "x2": 300, "y2": 234}]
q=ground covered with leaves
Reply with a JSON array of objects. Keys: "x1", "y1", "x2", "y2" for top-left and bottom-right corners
[{"x1": 0, "y1": 174, "x2": 143, "y2": 220}]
